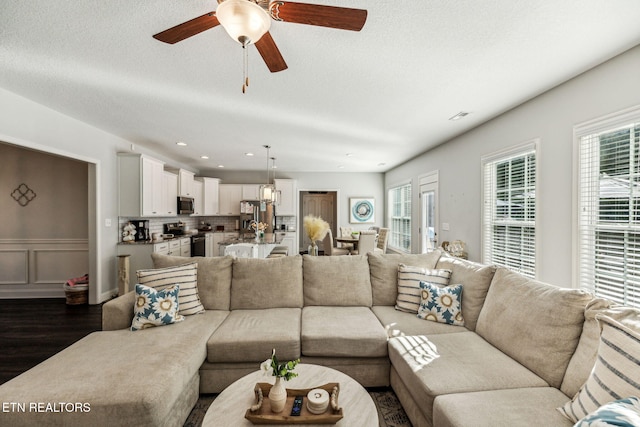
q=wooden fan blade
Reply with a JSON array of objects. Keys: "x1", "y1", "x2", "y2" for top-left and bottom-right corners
[
  {"x1": 254, "y1": 32, "x2": 288, "y2": 73},
  {"x1": 153, "y1": 12, "x2": 220, "y2": 44},
  {"x1": 269, "y1": 1, "x2": 367, "y2": 31}
]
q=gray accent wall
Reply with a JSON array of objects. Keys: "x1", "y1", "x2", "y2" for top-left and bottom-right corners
[{"x1": 385, "y1": 44, "x2": 640, "y2": 287}]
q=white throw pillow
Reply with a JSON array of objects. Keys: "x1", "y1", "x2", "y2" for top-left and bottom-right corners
[
  {"x1": 558, "y1": 315, "x2": 640, "y2": 422},
  {"x1": 136, "y1": 262, "x2": 205, "y2": 316},
  {"x1": 395, "y1": 264, "x2": 451, "y2": 314}
]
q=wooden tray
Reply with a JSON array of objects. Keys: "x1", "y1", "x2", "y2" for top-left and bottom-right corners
[{"x1": 244, "y1": 382, "x2": 343, "y2": 425}]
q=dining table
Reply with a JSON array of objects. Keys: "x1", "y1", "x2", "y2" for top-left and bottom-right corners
[{"x1": 335, "y1": 236, "x2": 359, "y2": 252}]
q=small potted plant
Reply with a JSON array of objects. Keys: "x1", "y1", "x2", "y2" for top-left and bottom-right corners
[{"x1": 260, "y1": 349, "x2": 300, "y2": 413}]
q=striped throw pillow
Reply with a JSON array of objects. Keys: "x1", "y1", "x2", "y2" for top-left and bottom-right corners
[
  {"x1": 558, "y1": 315, "x2": 640, "y2": 422},
  {"x1": 395, "y1": 264, "x2": 452, "y2": 313},
  {"x1": 136, "y1": 262, "x2": 205, "y2": 316}
]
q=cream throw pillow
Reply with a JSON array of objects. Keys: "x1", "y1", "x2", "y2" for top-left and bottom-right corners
[
  {"x1": 558, "y1": 315, "x2": 640, "y2": 422},
  {"x1": 395, "y1": 264, "x2": 451, "y2": 313},
  {"x1": 136, "y1": 262, "x2": 205, "y2": 316}
]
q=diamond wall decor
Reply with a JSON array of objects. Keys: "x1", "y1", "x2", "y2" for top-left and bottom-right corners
[{"x1": 11, "y1": 183, "x2": 37, "y2": 207}]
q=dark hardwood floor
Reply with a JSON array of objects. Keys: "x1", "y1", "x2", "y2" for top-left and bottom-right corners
[{"x1": 0, "y1": 298, "x2": 102, "y2": 385}]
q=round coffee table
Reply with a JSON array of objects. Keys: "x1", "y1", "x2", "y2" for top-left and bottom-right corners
[{"x1": 202, "y1": 364, "x2": 379, "y2": 426}]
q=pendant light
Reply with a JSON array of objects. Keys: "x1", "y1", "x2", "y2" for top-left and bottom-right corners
[{"x1": 259, "y1": 145, "x2": 277, "y2": 204}]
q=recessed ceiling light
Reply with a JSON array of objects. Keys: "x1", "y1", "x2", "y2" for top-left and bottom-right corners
[
  {"x1": 346, "y1": 153, "x2": 354, "y2": 157},
  {"x1": 449, "y1": 111, "x2": 470, "y2": 121},
  {"x1": 217, "y1": 165, "x2": 225, "y2": 168},
  {"x1": 176, "y1": 141, "x2": 187, "y2": 146},
  {"x1": 377, "y1": 162, "x2": 386, "y2": 167},
  {"x1": 244, "y1": 152, "x2": 254, "y2": 156},
  {"x1": 337, "y1": 165, "x2": 345, "y2": 169},
  {"x1": 201, "y1": 155, "x2": 209, "y2": 159}
]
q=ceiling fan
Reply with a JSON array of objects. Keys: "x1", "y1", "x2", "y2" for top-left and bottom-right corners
[{"x1": 153, "y1": 0, "x2": 368, "y2": 75}]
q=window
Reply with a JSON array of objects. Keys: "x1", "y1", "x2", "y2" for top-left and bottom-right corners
[
  {"x1": 388, "y1": 182, "x2": 412, "y2": 252},
  {"x1": 482, "y1": 141, "x2": 537, "y2": 278},
  {"x1": 576, "y1": 107, "x2": 640, "y2": 308}
]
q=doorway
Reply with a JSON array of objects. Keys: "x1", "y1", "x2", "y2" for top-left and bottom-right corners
[
  {"x1": 299, "y1": 191, "x2": 337, "y2": 253},
  {"x1": 419, "y1": 171, "x2": 439, "y2": 253}
]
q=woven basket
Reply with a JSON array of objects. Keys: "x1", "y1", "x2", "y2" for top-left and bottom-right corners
[{"x1": 64, "y1": 284, "x2": 88, "y2": 305}]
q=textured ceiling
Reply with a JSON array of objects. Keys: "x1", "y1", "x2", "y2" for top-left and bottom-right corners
[{"x1": 1, "y1": 1, "x2": 639, "y2": 172}]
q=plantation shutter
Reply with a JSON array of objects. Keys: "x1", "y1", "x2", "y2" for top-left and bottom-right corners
[
  {"x1": 576, "y1": 112, "x2": 640, "y2": 308},
  {"x1": 482, "y1": 142, "x2": 537, "y2": 278}
]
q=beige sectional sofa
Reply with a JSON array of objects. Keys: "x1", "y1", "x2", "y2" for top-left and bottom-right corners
[{"x1": 1, "y1": 250, "x2": 639, "y2": 427}]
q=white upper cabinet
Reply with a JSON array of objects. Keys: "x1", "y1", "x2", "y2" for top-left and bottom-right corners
[
  {"x1": 178, "y1": 169, "x2": 195, "y2": 197},
  {"x1": 196, "y1": 177, "x2": 220, "y2": 215},
  {"x1": 242, "y1": 184, "x2": 260, "y2": 201},
  {"x1": 118, "y1": 153, "x2": 165, "y2": 217},
  {"x1": 163, "y1": 171, "x2": 178, "y2": 216},
  {"x1": 192, "y1": 179, "x2": 203, "y2": 216},
  {"x1": 218, "y1": 184, "x2": 242, "y2": 215},
  {"x1": 274, "y1": 179, "x2": 296, "y2": 216}
]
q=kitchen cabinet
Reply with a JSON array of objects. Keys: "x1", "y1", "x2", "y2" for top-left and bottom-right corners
[
  {"x1": 178, "y1": 169, "x2": 196, "y2": 197},
  {"x1": 274, "y1": 179, "x2": 296, "y2": 216},
  {"x1": 118, "y1": 153, "x2": 165, "y2": 217},
  {"x1": 163, "y1": 171, "x2": 178, "y2": 216},
  {"x1": 180, "y1": 237, "x2": 191, "y2": 257},
  {"x1": 277, "y1": 231, "x2": 298, "y2": 256},
  {"x1": 192, "y1": 180, "x2": 203, "y2": 216},
  {"x1": 196, "y1": 177, "x2": 220, "y2": 215},
  {"x1": 205, "y1": 233, "x2": 214, "y2": 257},
  {"x1": 212, "y1": 233, "x2": 225, "y2": 256},
  {"x1": 218, "y1": 184, "x2": 242, "y2": 215},
  {"x1": 242, "y1": 184, "x2": 260, "y2": 201}
]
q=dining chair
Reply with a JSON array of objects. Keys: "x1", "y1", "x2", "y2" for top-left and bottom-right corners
[
  {"x1": 350, "y1": 230, "x2": 377, "y2": 255},
  {"x1": 224, "y1": 244, "x2": 254, "y2": 258},
  {"x1": 322, "y1": 229, "x2": 350, "y2": 256},
  {"x1": 338, "y1": 226, "x2": 354, "y2": 250},
  {"x1": 374, "y1": 228, "x2": 389, "y2": 254}
]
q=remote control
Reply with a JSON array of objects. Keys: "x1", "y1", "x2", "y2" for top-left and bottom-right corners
[{"x1": 290, "y1": 395, "x2": 303, "y2": 416}]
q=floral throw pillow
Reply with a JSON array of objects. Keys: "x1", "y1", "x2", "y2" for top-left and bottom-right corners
[
  {"x1": 417, "y1": 281, "x2": 464, "y2": 326},
  {"x1": 574, "y1": 397, "x2": 640, "y2": 427},
  {"x1": 131, "y1": 284, "x2": 184, "y2": 331}
]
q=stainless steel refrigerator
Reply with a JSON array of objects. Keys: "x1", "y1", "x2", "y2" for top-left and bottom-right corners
[{"x1": 240, "y1": 200, "x2": 275, "y2": 236}]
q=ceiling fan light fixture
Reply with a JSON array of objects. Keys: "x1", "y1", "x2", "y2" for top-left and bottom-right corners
[{"x1": 216, "y1": 0, "x2": 271, "y2": 45}]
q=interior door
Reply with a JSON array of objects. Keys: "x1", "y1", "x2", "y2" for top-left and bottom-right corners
[
  {"x1": 420, "y1": 172, "x2": 439, "y2": 253},
  {"x1": 300, "y1": 191, "x2": 337, "y2": 252}
]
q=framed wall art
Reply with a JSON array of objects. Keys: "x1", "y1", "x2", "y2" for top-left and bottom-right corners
[{"x1": 350, "y1": 197, "x2": 375, "y2": 224}]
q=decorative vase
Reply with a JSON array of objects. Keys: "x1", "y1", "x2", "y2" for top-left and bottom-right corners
[
  {"x1": 269, "y1": 376, "x2": 287, "y2": 413},
  {"x1": 308, "y1": 241, "x2": 318, "y2": 256}
]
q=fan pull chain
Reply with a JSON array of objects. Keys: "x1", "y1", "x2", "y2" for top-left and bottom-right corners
[{"x1": 242, "y1": 42, "x2": 249, "y2": 93}]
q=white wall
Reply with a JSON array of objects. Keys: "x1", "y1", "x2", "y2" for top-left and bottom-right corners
[{"x1": 385, "y1": 44, "x2": 640, "y2": 287}]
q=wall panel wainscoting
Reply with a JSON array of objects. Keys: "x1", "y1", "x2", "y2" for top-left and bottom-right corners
[{"x1": 0, "y1": 239, "x2": 89, "y2": 299}]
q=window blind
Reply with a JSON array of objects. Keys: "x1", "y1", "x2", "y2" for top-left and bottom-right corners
[
  {"x1": 389, "y1": 183, "x2": 411, "y2": 252},
  {"x1": 482, "y1": 144, "x2": 537, "y2": 278},
  {"x1": 577, "y1": 118, "x2": 640, "y2": 308}
]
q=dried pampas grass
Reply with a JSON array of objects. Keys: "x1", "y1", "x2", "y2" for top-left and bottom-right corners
[{"x1": 304, "y1": 215, "x2": 330, "y2": 242}]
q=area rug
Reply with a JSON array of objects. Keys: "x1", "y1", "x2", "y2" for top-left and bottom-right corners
[{"x1": 183, "y1": 388, "x2": 411, "y2": 427}]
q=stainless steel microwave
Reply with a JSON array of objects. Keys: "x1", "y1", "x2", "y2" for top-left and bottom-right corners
[{"x1": 177, "y1": 196, "x2": 194, "y2": 215}]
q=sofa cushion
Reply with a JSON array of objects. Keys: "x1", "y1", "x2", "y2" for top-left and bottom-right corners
[
  {"x1": 433, "y1": 388, "x2": 573, "y2": 427},
  {"x1": 475, "y1": 268, "x2": 592, "y2": 388},
  {"x1": 131, "y1": 284, "x2": 183, "y2": 331},
  {"x1": 395, "y1": 264, "x2": 451, "y2": 313},
  {"x1": 559, "y1": 315, "x2": 640, "y2": 423},
  {"x1": 372, "y1": 305, "x2": 467, "y2": 338},
  {"x1": 417, "y1": 281, "x2": 464, "y2": 326},
  {"x1": 151, "y1": 253, "x2": 232, "y2": 311},
  {"x1": 207, "y1": 308, "x2": 301, "y2": 363},
  {"x1": 303, "y1": 255, "x2": 372, "y2": 307},
  {"x1": 137, "y1": 262, "x2": 204, "y2": 315},
  {"x1": 389, "y1": 333, "x2": 548, "y2": 425},
  {"x1": 390, "y1": 333, "x2": 548, "y2": 425},
  {"x1": 301, "y1": 306, "x2": 387, "y2": 357},
  {"x1": 435, "y1": 254, "x2": 496, "y2": 331},
  {"x1": 561, "y1": 298, "x2": 640, "y2": 397},
  {"x1": 368, "y1": 251, "x2": 442, "y2": 306},
  {"x1": 231, "y1": 256, "x2": 303, "y2": 309}
]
